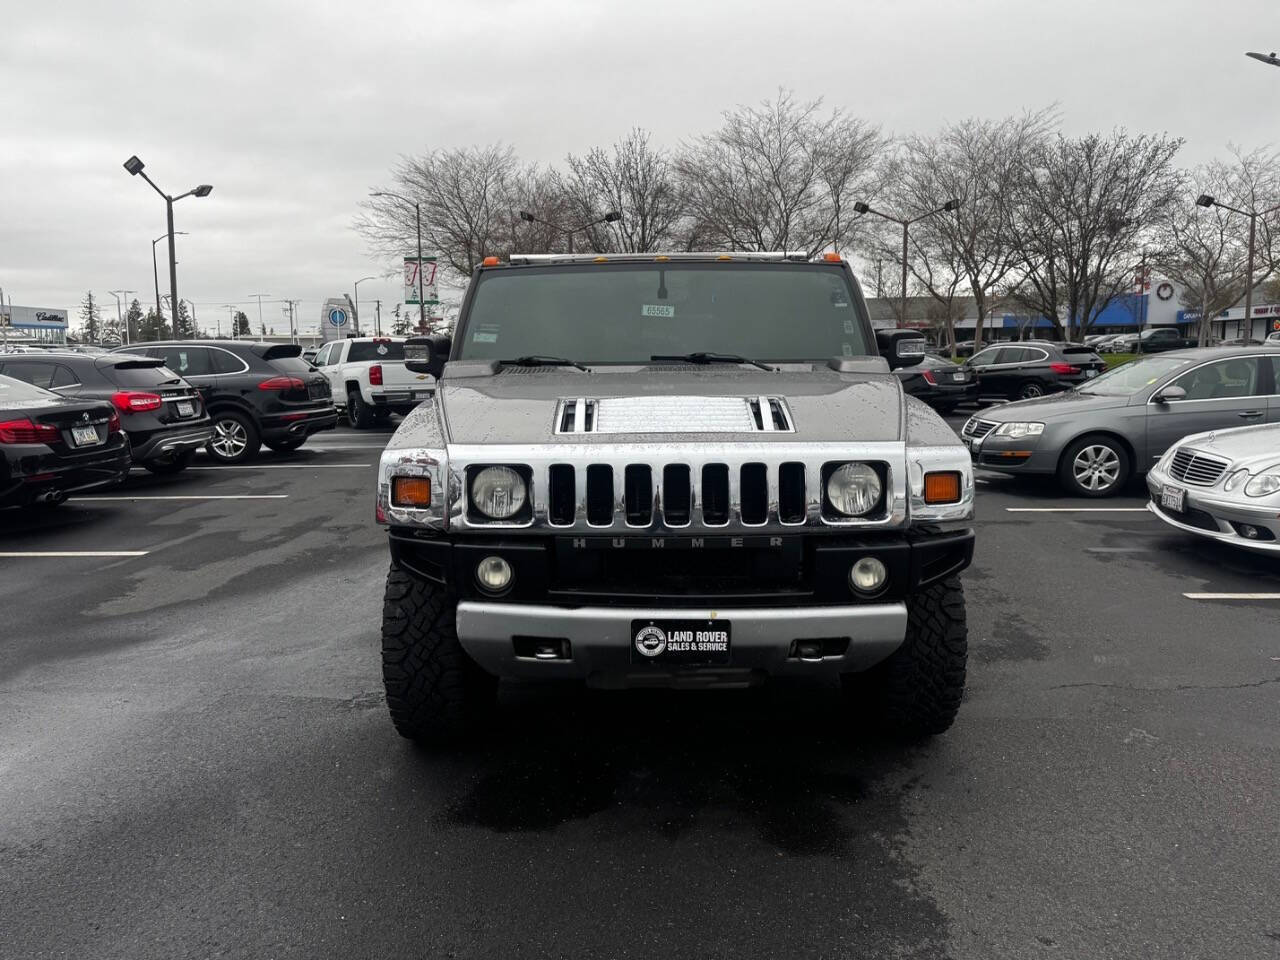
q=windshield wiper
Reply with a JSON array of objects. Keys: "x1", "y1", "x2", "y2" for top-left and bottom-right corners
[
  {"x1": 650, "y1": 352, "x2": 776, "y2": 372},
  {"x1": 499, "y1": 355, "x2": 591, "y2": 372}
]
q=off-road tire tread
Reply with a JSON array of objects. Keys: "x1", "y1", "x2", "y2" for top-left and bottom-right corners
[
  {"x1": 381, "y1": 564, "x2": 495, "y2": 744},
  {"x1": 854, "y1": 577, "x2": 967, "y2": 738}
]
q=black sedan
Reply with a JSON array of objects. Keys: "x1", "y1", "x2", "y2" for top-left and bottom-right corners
[
  {"x1": 894, "y1": 353, "x2": 978, "y2": 413},
  {"x1": 111, "y1": 341, "x2": 337, "y2": 463},
  {"x1": 0, "y1": 352, "x2": 211, "y2": 474},
  {"x1": 962, "y1": 340, "x2": 1107, "y2": 400},
  {"x1": 0, "y1": 374, "x2": 131, "y2": 509}
]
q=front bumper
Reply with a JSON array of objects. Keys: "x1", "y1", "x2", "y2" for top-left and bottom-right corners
[
  {"x1": 1146, "y1": 468, "x2": 1280, "y2": 553},
  {"x1": 964, "y1": 431, "x2": 1057, "y2": 475},
  {"x1": 456, "y1": 600, "x2": 908, "y2": 685}
]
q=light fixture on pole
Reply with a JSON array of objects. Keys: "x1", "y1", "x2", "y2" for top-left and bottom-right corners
[
  {"x1": 371, "y1": 191, "x2": 426, "y2": 330},
  {"x1": 1195, "y1": 193, "x2": 1280, "y2": 337},
  {"x1": 1245, "y1": 51, "x2": 1280, "y2": 67},
  {"x1": 124, "y1": 156, "x2": 212, "y2": 340},
  {"x1": 353, "y1": 276, "x2": 376, "y2": 334},
  {"x1": 518, "y1": 209, "x2": 622, "y2": 254},
  {"x1": 852, "y1": 199, "x2": 960, "y2": 328}
]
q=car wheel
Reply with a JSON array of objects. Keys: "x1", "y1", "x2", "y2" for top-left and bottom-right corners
[
  {"x1": 206, "y1": 410, "x2": 261, "y2": 464},
  {"x1": 381, "y1": 564, "x2": 497, "y2": 745},
  {"x1": 347, "y1": 390, "x2": 375, "y2": 429},
  {"x1": 1017, "y1": 380, "x2": 1046, "y2": 400},
  {"x1": 142, "y1": 450, "x2": 195, "y2": 475},
  {"x1": 1059, "y1": 434, "x2": 1131, "y2": 497},
  {"x1": 263, "y1": 437, "x2": 306, "y2": 453},
  {"x1": 843, "y1": 577, "x2": 967, "y2": 738}
]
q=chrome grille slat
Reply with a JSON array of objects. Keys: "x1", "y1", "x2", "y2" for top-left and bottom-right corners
[
  {"x1": 962, "y1": 418, "x2": 997, "y2": 440},
  {"x1": 1169, "y1": 449, "x2": 1229, "y2": 487}
]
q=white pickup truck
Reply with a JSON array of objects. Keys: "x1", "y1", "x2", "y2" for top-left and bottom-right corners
[{"x1": 312, "y1": 337, "x2": 435, "y2": 428}]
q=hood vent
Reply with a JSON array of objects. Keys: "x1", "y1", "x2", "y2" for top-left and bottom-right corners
[{"x1": 554, "y1": 396, "x2": 794, "y2": 435}]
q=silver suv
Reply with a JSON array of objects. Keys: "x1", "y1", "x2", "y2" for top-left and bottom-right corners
[{"x1": 374, "y1": 253, "x2": 976, "y2": 745}]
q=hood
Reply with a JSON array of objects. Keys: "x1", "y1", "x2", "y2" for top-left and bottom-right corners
[
  {"x1": 437, "y1": 367, "x2": 905, "y2": 445},
  {"x1": 1179, "y1": 422, "x2": 1280, "y2": 469},
  {"x1": 981, "y1": 389, "x2": 1130, "y2": 421}
]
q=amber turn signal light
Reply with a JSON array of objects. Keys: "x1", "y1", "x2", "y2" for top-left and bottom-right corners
[
  {"x1": 481, "y1": 256, "x2": 500, "y2": 266},
  {"x1": 923, "y1": 471, "x2": 962, "y2": 504},
  {"x1": 392, "y1": 476, "x2": 431, "y2": 507}
]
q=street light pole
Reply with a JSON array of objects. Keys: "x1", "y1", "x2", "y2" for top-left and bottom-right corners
[
  {"x1": 1195, "y1": 194, "x2": 1280, "y2": 339},
  {"x1": 151, "y1": 233, "x2": 186, "y2": 319},
  {"x1": 249, "y1": 294, "x2": 270, "y2": 338},
  {"x1": 852, "y1": 199, "x2": 960, "y2": 328},
  {"x1": 353, "y1": 276, "x2": 375, "y2": 335},
  {"x1": 123, "y1": 157, "x2": 211, "y2": 340},
  {"x1": 518, "y1": 210, "x2": 622, "y2": 256},
  {"x1": 371, "y1": 192, "x2": 427, "y2": 330}
]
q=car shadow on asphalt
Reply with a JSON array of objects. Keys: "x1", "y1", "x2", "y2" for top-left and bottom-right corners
[{"x1": 424, "y1": 681, "x2": 935, "y2": 858}]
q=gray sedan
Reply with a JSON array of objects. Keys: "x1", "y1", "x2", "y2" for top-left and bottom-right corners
[
  {"x1": 962, "y1": 347, "x2": 1280, "y2": 496},
  {"x1": 1147, "y1": 422, "x2": 1280, "y2": 553}
]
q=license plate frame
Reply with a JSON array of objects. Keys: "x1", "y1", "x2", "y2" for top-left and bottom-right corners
[
  {"x1": 175, "y1": 400, "x2": 195, "y2": 418},
  {"x1": 71, "y1": 424, "x2": 99, "y2": 447},
  {"x1": 631, "y1": 619, "x2": 731, "y2": 666},
  {"x1": 1160, "y1": 484, "x2": 1186, "y2": 512}
]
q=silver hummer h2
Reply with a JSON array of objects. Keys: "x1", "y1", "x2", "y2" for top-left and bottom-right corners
[{"x1": 375, "y1": 252, "x2": 975, "y2": 744}]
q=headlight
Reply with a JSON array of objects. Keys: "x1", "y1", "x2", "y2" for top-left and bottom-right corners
[
  {"x1": 470, "y1": 465, "x2": 527, "y2": 518},
  {"x1": 826, "y1": 462, "x2": 882, "y2": 516},
  {"x1": 1244, "y1": 471, "x2": 1280, "y2": 498},
  {"x1": 993, "y1": 422, "x2": 1045, "y2": 439},
  {"x1": 1223, "y1": 468, "x2": 1249, "y2": 493}
]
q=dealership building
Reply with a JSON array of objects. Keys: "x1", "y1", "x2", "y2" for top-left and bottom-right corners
[{"x1": 0, "y1": 304, "x2": 69, "y2": 344}]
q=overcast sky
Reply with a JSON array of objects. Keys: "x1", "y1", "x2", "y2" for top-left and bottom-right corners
[{"x1": 2, "y1": 0, "x2": 1275, "y2": 333}]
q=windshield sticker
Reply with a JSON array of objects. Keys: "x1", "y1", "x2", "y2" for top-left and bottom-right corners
[
  {"x1": 472, "y1": 332, "x2": 498, "y2": 344},
  {"x1": 642, "y1": 304, "x2": 676, "y2": 318},
  {"x1": 842, "y1": 343, "x2": 854, "y2": 357},
  {"x1": 843, "y1": 318, "x2": 857, "y2": 334},
  {"x1": 376, "y1": 344, "x2": 389, "y2": 356}
]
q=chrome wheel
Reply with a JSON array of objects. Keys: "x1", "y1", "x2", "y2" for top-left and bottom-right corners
[
  {"x1": 210, "y1": 418, "x2": 248, "y2": 459},
  {"x1": 1072, "y1": 444, "x2": 1120, "y2": 492}
]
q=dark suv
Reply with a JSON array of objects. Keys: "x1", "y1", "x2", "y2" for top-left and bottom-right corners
[
  {"x1": 962, "y1": 340, "x2": 1106, "y2": 400},
  {"x1": 111, "y1": 341, "x2": 336, "y2": 463},
  {"x1": 0, "y1": 352, "x2": 211, "y2": 474}
]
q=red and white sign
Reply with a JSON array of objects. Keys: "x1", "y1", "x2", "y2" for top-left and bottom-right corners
[{"x1": 404, "y1": 256, "x2": 438, "y2": 305}]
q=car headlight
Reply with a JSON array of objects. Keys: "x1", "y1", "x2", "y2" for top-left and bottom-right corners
[
  {"x1": 993, "y1": 421, "x2": 1045, "y2": 439},
  {"x1": 470, "y1": 465, "x2": 527, "y2": 518},
  {"x1": 1223, "y1": 468, "x2": 1249, "y2": 493},
  {"x1": 826, "y1": 462, "x2": 883, "y2": 516},
  {"x1": 1244, "y1": 471, "x2": 1280, "y2": 498}
]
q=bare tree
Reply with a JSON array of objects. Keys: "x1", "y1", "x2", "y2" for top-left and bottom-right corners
[
  {"x1": 888, "y1": 112, "x2": 1053, "y2": 349},
  {"x1": 676, "y1": 90, "x2": 882, "y2": 255},
  {"x1": 357, "y1": 143, "x2": 521, "y2": 281},
  {"x1": 1153, "y1": 147, "x2": 1280, "y2": 345},
  {"x1": 559, "y1": 129, "x2": 684, "y2": 253},
  {"x1": 1008, "y1": 130, "x2": 1184, "y2": 341}
]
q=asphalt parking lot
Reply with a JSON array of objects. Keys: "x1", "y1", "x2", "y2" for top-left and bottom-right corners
[{"x1": 1, "y1": 417, "x2": 1277, "y2": 960}]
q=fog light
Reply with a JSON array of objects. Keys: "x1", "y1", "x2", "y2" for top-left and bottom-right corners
[
  {"x1": 476, "y1": 556, "x2": 513, "y2": 593},
  {"x1": 1241, "y1": 524, "x2": 1259, "y2": 540},
  {"x1": 849, "y1": 557, "x2": 888, "y2": 594}
]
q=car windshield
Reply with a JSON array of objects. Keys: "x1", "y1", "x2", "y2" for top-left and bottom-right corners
[
  {"x1": 1076, "y1": 356, "x2": 1194, "y2": 395},
  {"x1": 456, "y1": 262, "x2": 871, "y2": 364},
  {"x1": 0, "y1": 372, "x2": 57, "y2": 401}
]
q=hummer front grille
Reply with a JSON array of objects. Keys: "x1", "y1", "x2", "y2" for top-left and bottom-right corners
[
  {"x1": 554, "y1": 396, "x2": 794, "y2": 435},
  {"x1": 454, "y1": 447, "x2": 905, "y2": 533}
]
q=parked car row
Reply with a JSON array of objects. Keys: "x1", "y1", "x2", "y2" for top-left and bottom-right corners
[{"x1": 895, "y1": 339, "x2": 1107, "y2": 408}]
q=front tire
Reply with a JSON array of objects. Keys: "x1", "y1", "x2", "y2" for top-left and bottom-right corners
[
  {"x1": 347, "y1": 390, "x2": 375, "y2": 429},
  {"x1": 381, "y1": 565, "x2": 497, "y2": 745},
  {"x1": 1058, "y1": 434, "x2": 1131, "y2": 498},
  {"x1": 142, "y1": 450, "x2": 194, "y2": 475},
  {"x1": 206, "y1": 410, "x2": 261, "y2": 464},
  {"x1": 844, "y1": 577, "x2": 967, "y2": 739}
]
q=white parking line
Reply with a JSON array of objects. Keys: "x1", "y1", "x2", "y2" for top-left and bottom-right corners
[
  {"x1": 77, "y1": 495, "x2": 289, "y2": 501},
  {"x1": 1005, "y1": 507, "x2": 1150, "y2": 513},
  {"x1": 0, "y1": 550, "x2": 150, "y2": 558},
  {"x1": 1085, "y1": 547, "x2": 1151, "y2": 553},
  {"x1": 1184, "y1": 593, "x2": 1280, "y2": 601},
  {"x1": 187, "y1": 463, "x2": 371, "y2": 470}
]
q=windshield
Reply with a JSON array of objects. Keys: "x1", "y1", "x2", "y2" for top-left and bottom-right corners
[
  {"x1": 457, "y1": 262, "x2": 871, "y2": 364},
  {"x1": 1076, "y1": 356, "x2": 1194, "y2": 395}
]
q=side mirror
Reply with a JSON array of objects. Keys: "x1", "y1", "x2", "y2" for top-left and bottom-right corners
[
  {"x1": 405, "y1": 334, "x2": 451, "y2": 380},
  {"x1": 1154, "y1": 384, "x2": 1186, "y2": 403},
  {"x1": 875, "y1": 329, "x2": 926, "y2": 370}
]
